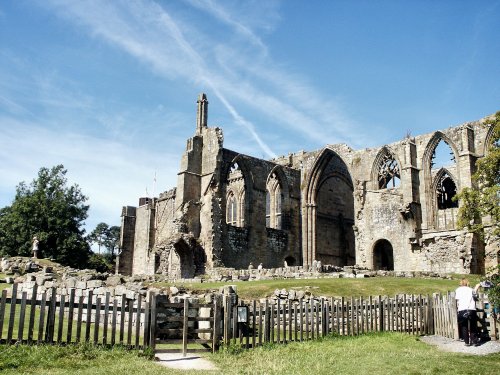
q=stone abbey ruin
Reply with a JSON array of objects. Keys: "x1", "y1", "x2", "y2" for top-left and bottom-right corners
[{"x1": 118, "y1": 94, "x2": 498, "y2": 278}]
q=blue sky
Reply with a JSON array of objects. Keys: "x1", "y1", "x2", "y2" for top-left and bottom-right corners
[{"x1": 1, "y1": 0, "x2": 499, "y2": 233}]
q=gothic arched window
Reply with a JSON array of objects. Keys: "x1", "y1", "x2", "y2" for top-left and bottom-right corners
[
  {"x1": 226, "y1": 192, "x2": 238, "y2": 225},
  {"x1": 377, "y1": 153, "x2": 400, "y2": 189},
  {"x1": 436, "y1": 172, "x2": 458, "y2": 210},
  {"x1": 226, "y1": 161, "x2": 246, "y2": 227},
  {"x1": 266, "y1": 172, "x2": 283, "y2": 229}
]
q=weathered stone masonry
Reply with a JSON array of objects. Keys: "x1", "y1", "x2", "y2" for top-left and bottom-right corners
[{"x1": 118, "y1": 94, "x2": 498, "y2": 277}]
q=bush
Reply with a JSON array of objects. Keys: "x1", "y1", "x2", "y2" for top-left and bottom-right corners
[{"x1": 87, "y1": 253, "x2": 114, "y2": 273}]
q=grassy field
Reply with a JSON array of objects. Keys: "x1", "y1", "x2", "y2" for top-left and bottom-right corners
[
  {"x1": 0, "y1": 332, "x2": 498, "y2": 375},
  {"x1": 154, "y1": 274, "x2": 483, "y2": 300}
]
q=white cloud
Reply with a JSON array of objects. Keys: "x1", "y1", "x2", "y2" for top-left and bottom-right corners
[
  {"x1": 42, "y1": 0, "x2": 362, "y2": 157},
  {"x1": 0, "y1": 116, "x2": 180, "y2": 230}
]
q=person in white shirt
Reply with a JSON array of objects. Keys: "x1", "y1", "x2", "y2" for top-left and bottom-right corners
[{"x1": 455, "y1": 278, "x2": 480, "y2": 346}]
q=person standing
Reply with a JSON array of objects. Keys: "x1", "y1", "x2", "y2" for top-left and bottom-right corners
[
  {"x1": 32, "y1": 236, "x2": 40, "y2": 259},
  {"x1": 455, "y1": 278, "x2": 480, "y2": 346}
]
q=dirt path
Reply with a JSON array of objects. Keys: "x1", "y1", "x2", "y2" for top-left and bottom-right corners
[
  {"x1": 420, "y1": 335, "x2": 500, "y2": 356},
  {"x1": 155, "y1": 352, "x2": 218, "y2": 371}
]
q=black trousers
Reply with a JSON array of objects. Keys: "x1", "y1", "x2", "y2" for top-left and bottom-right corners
[{"x1": 458, "y1": 310, "x2": 478, "y2": 344}]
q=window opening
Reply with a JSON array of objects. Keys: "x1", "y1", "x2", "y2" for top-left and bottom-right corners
[
  {"x1": 436, "y1": 173, "x2": 458, "y2": 209},
  {"x1": 226, "y1": 192, "x2": 238, "y2": 225},
  {"x1": 378, "y1": 153, "x2": 400, "y2": 189}
]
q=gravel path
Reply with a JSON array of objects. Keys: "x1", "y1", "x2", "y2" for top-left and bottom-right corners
[
  {"x1": 155, "y1": 352, "x2": 218, "y2": 371},
  {"x1": 420, "y1": 335, "x2": 500, "y2": 356}
]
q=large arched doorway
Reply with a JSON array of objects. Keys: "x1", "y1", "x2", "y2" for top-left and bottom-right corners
[
  {"x1": 304, "y1": 149, "x2": 355, "y2": 267},
  {"x1": 373, "y1": 239, "x2": 394, "y2": 271}
]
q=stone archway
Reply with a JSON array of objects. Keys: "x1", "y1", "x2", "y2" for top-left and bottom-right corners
[
  {"x1": 303, "y1": 149, "x2": 355, "y2": 267},
  {"x1": 373, "y1": 239, "x2": 394, "y2": 271}
]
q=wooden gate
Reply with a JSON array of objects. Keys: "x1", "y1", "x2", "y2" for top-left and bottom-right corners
[{"x1": 150, "y1": 295, "x2": 221, "y2": 356}]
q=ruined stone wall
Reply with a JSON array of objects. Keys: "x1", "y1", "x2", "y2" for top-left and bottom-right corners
[
  {"x1": 218, "y1": 149, "x2": 302, "y2": 269},
  {"x1": 131, "y1": 202, "x2": 155, "y2": 275},
  {"x1": 348, "y1": 117, "x2": 494, "y2": 274},
  {"x1": 120, "y1": 94, "x2": 497, "y2": 276},
  {"x1": 118, "y1": 206, "x2": 136, "y2": 275}
]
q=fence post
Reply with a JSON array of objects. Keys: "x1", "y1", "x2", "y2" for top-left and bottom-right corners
[
  {"x1": 7, "y1": 283, "x2": 18, "y2": 343},
  {"x1": 378, "y1": 296, "x2": 384, "y2": 332},
  {"x1": 66, "y1": 288, "x2": 75, "y2": 344},
  {"x1": 46, "y1": 287, "x2": 57, "y2": 343},
  {"x1": 0, "y1": 290, "x2": 7, "y2": 342},
  {"x1": 182, "y1": 298, "x2": 189, "y2": 357},
  {"x1": 143, "y1": 292, "x2": 152, "y2": 348},
  {"x1": 212, "y1": 298, "x2": 220, "y2": 353},
  {"x1": 28, "y1": 284, "x2": 38, "y2": 344},
  {"x1": 85, "y1": 290, "x2": 93, "y2": 342},
  {"x1": 150, "y1": 292, "x2": 157, "y2": 352}
]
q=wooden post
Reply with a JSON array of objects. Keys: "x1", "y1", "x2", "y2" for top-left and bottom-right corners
[
  {"x1": 76, "y1": 296, "x2": 84, "y2": 343},
  {"x1": 135, "y1": 294, "x2": 142, "y2": 349},
  {"x1": 288, "y1": 300, "x2": 293, "y2": 342},
  {"x1": 182, "y1": 298, "x2": 189, "y2": 357},
  {"x1": 28, "y1": 285, "x2": 38, "y2": 344},
  {"x1": 258, "y1": 302, "x2": 263, "y2": 346},
  {"x1": 368, "y1": 296, "x2": 373, "y2": 332},
  {"x1": 359, "y1": 297, "x2": 364, "y2": 334},
  {"x1": 346, "y1": 297, "x2": 352, "y2": 336},
  {"x1": 150, "y1": 293, "x2": 157, "y2": 352},
  {"x1": 127, "y1": 298, "x2": 134, "y2": 346},
  {"x1": 299, "y1": 300, "x2": 304, "y2": 342},
  {"x1": 212, "y1": 298, "x2": 220, "y2": 353},
  {"x1": 315, "y1": 299, "x2": 320, "y2": 338},
  {"x1": 7, "y1": 283, "x2": 18, "y2": 343},
  {"x1": 143, "y1": 293, "x2": 151, "y2": 348},
  {"x1": 277, "y1": 299, "x2": 281, "y2": 344},
  {"x1": 270, "y1": 302, "x2": 275, "y2": 343},
  {"x1": 57, "y1": 294, "x2": 65, "y2": 344},
  {"x1": 224, "y1": 298, "x2": 230, "y2": 346},
  {"x1": 111, "y1": 297, "x2": 118, "y2": 345},
  {"x1": 305, "y1": 301, "x2": 310, "y2": 340},
  {"x1": 232, "y1": 304, "x2": 238, "y2": 345},
  {"x1": 0, "y1": 289, "x2": 7, "y2": 342},
  {"x1": 94, "y1": 297, "x2": 101, "y2": 345},
  {"x1": 18, "y1": 291, "x2": 28, "y2": 342},
  {"x1": 37, "y1": 292, "x2": 47, "y2": 344},
  {"x1": 411, "y1": 295, "x2": 415, "y2": 335},
  {"x1": 282, "y1": 300, "x2": 287, "y2": 343},
  {"x1": 293, "y1": 302, "x2": 298, "y2": 342},
  {"x1": 252, "y1": 300, "x2": 256, "y2": 348},
  {"x1": 85, "y1": 290, "x2": 93, "y2": 342},
  {"x1": 46, "y1": 287, "x2": 57, "y2": 343},
  {"x1": 334, "y1": 299, "x2": 339, "y2": 334},
  {"x1": 119, "y1": 294, "x2": 126, "y2": 345},
  {"x1": 67, "y1": 289, "x2": 75, "y2": 344},
  {"x1": 341, "y1": 297, "x2": 346, "y2": 336},
  {"x1": 103, "y1": 292, "x2": 110, "y2": 346}
]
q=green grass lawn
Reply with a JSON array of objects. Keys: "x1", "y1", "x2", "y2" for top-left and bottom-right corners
[
  {"x1": 0, "y1": 332, "x2": 498, "y2": 375},
  {"x1": 154, "y1": 275, "x2": 482, "y2": 300}
]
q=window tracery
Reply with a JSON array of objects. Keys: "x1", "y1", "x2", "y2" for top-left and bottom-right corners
[
  {"x1": 266, "y1": 172, "x2": 283, "y2": 229},
  {"x1": 436, "y1": 172, "x2": 458, "y2": 210},
  {"x1": 377, "y1": 153, "x2": 400, "y2": 189}
]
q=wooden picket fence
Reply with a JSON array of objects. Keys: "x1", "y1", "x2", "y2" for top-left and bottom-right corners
[
  {"x1": 432, "y1": 292, "x2": 497, "y2": 341},
  {"x1": 223, "y1": 294, "x2": 435, "y2": 348},
  {"x1": 0, "y1": 284, "x2": 497, "y2": 352},
  {"x1": 0, "y1": 283, "x2": 152, "y2": 348}
]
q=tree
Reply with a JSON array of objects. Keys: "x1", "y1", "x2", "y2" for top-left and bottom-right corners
[
  {"x1": 0, "y1": 165, "x2": 91, "y2": 268},
  {"x1": 456, "y1": 111, "x2": 500, "y2": 240},
  {"x1": 88, "y1": 222, "x2": 110, "y2": 254},
  {"x1": 104, "y1": 225, "x2": 120, "y2": 260},
  {"x1": 88, "y1": 223, "x2": 120, "y2": 262}
]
